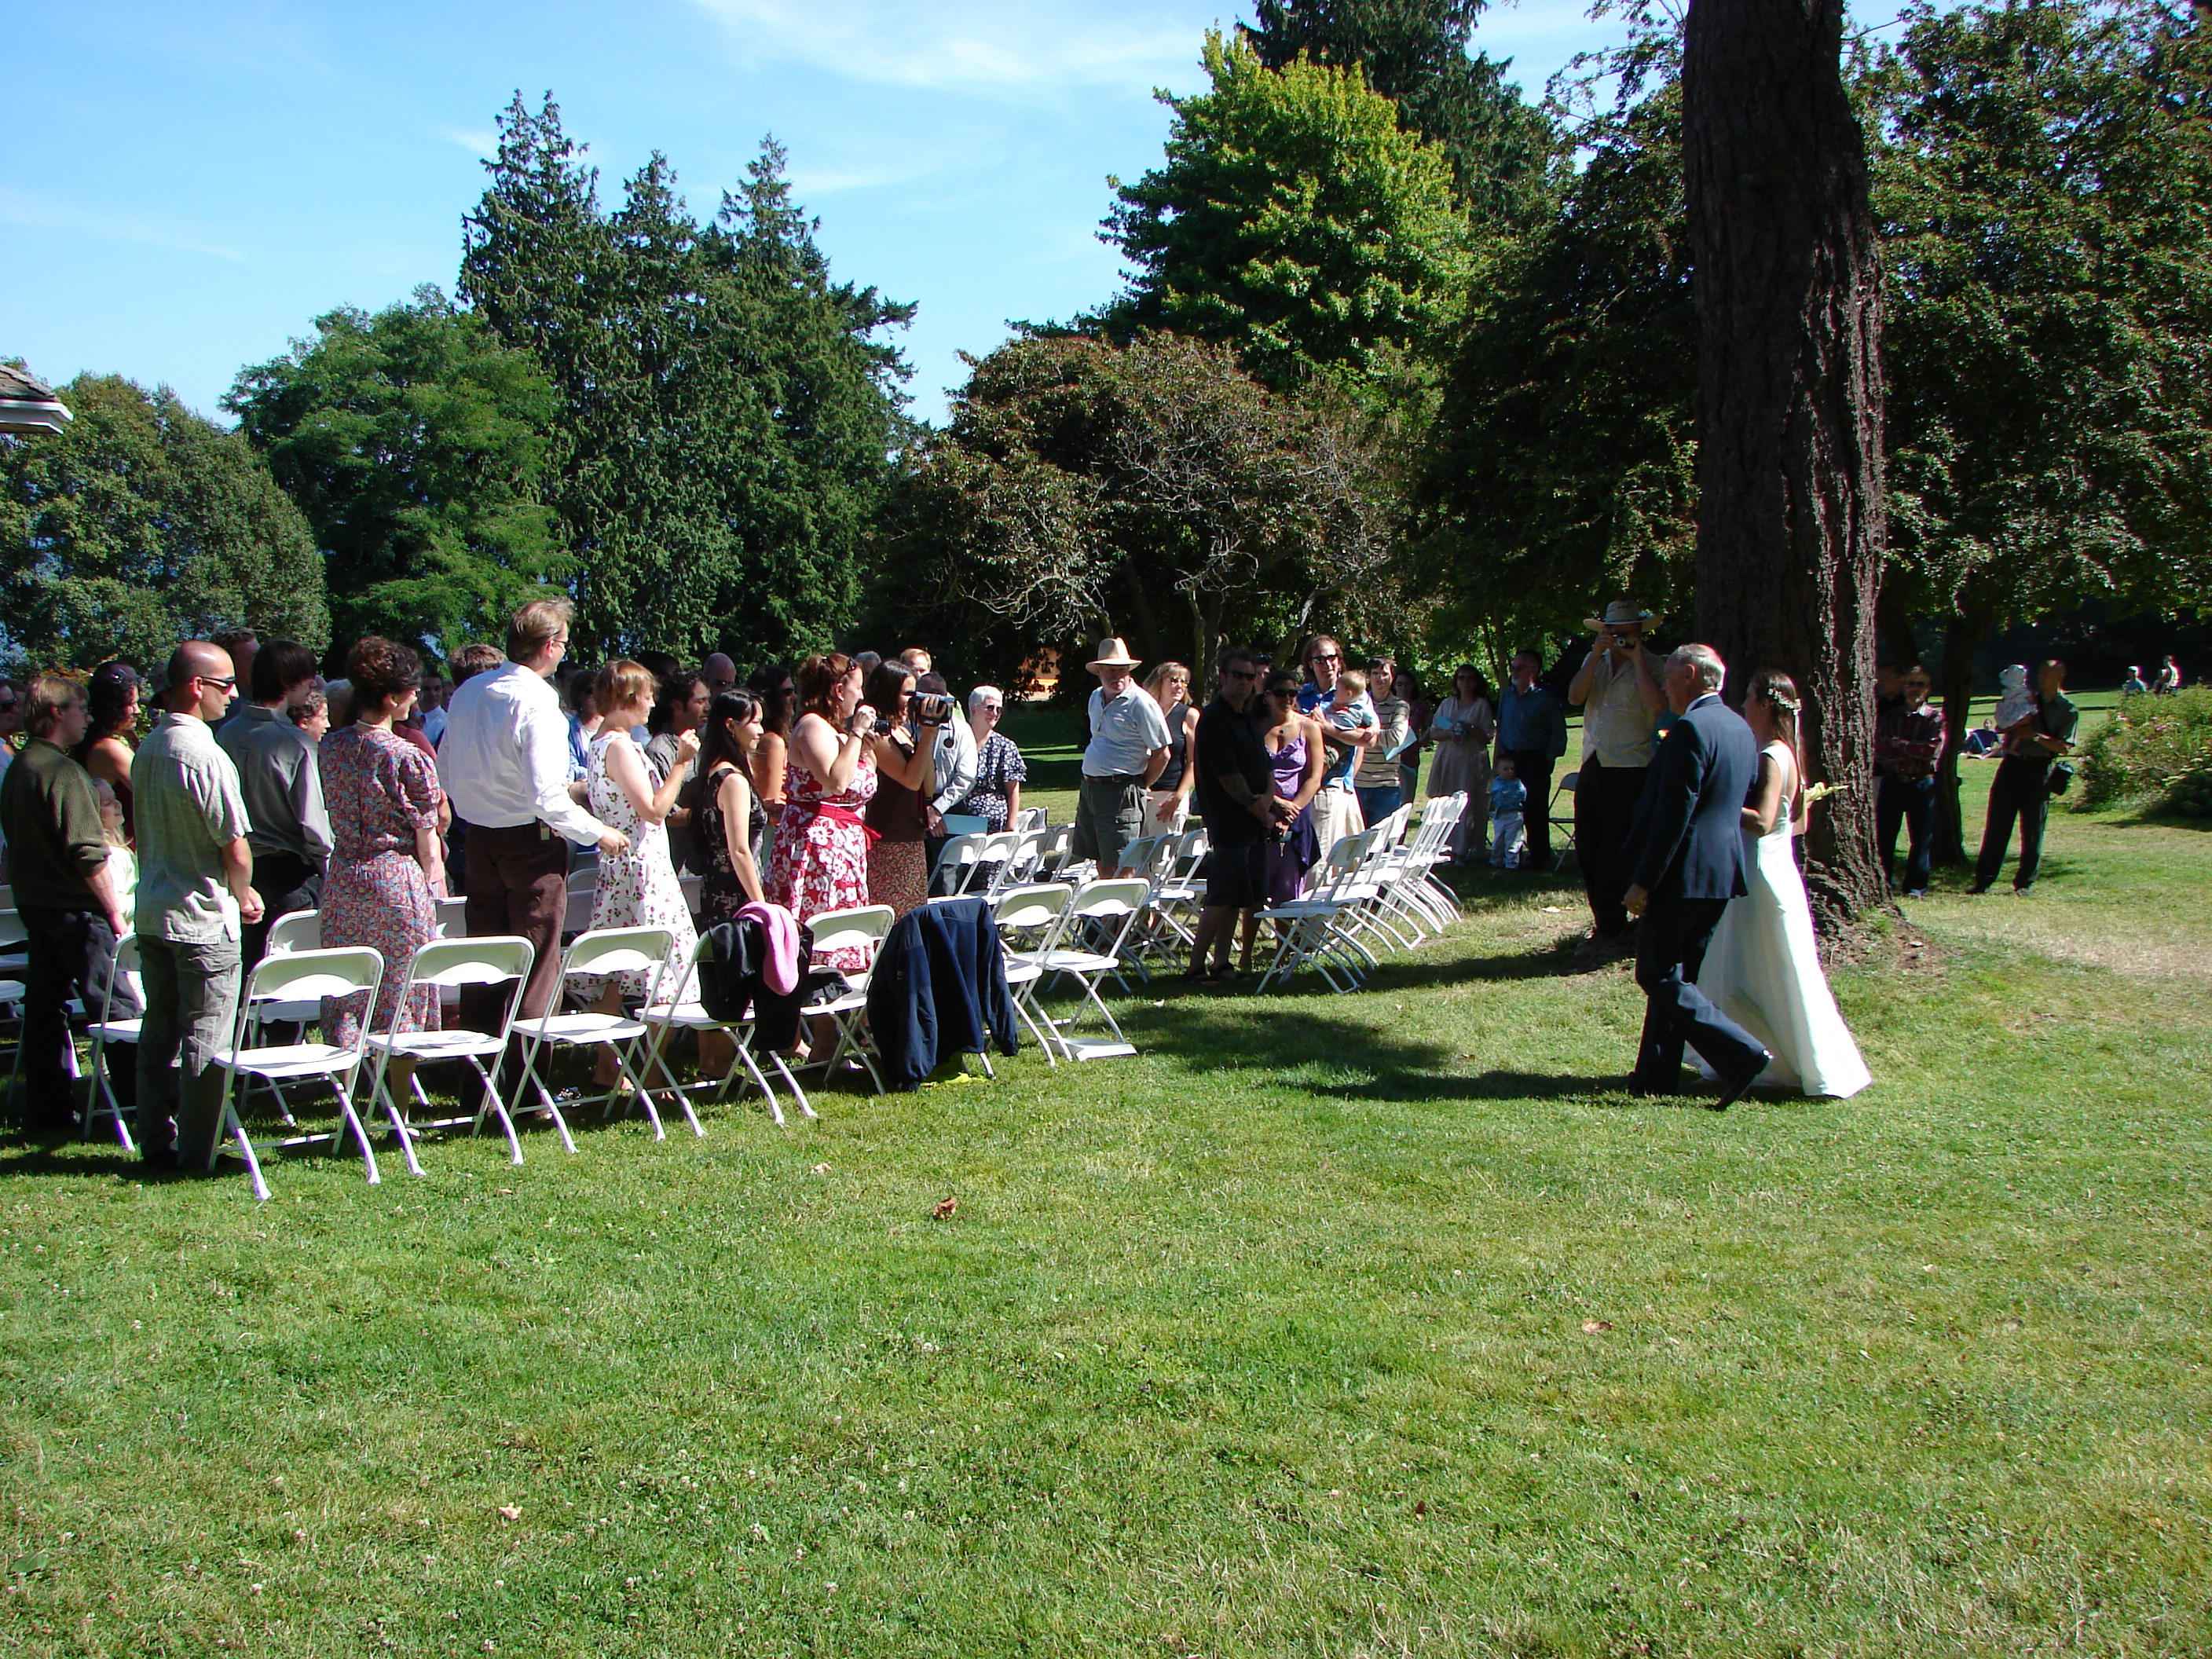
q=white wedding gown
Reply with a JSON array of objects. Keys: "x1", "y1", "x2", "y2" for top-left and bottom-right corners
[{"x1": 1694, "y1": 744, "x2": 1873, "y2": 1098}]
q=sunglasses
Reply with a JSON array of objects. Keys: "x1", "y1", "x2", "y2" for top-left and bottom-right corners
[
  {"x1": 1313, "y1": 652, "x2": 1342, "y2": 664},
  {"x1": 1223, "y1": 667, "x2": 1259, "y2": 681},
  {"x1": 198, "y1": 674, "x2": 238, "y2": 690}
]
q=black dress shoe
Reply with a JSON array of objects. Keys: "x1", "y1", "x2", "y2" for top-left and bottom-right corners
[{"x1": 1709, "y1": 1055, "x2": 1771, "y2": 1111}]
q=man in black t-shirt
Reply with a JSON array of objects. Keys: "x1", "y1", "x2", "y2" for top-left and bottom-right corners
[{"x1": 1188, "y1": 646, "x2": 1284, "y2": 982}]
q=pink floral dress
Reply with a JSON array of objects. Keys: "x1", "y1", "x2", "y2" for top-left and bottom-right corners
[
  {"x1": 317, "y1": 724, "x2": 442, "y2": 1046},
  {"x1": 767, "y1": 744, "x2": 877, "y2": 972}
]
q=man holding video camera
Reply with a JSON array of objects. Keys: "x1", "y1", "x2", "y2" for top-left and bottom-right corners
[{"x1": 1567, "y1": 600, "x2": 1667, "y2": 965}]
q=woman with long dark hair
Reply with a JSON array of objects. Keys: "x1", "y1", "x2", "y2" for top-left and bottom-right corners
[
  {"x1": 694, "y1": 690, "x2": 767, "y2": 926},
  {"x1": 746, "y1": 662, "x2": 797, "y2": 845},
  {"x1": 73, "y1": 661, "x2": 142, "y2": 844},
  {"x1": 1691, "y1": 669, "x2": 1871, "y2": 1098},
  {"x1": 646, "y1": 667, "x2": 710, "y2": 876},
  {"x1": 767, "y1": 654, "x2": 877, "y2": 971}
]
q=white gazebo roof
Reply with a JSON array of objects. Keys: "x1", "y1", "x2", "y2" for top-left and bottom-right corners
[{"x1": 0, "y1": 364, "x2": 71, "y2": 437}]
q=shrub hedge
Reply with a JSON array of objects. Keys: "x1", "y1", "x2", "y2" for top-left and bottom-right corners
[{"x1": 2075, "y1": 686, "x2": 2212, "y2": 814}]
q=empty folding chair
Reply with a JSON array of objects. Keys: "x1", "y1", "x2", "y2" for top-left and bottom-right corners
[
  {"x1": 639, "y1": 932, "x2": 813, "y2": 1127},
  {"x1": 987, "y1": 883, "x2": 1074, "y2": 1063},
  {"x1": 209, "y1": 946, "x2": 386, "y2": 1201},
  {"x1": 363, "y1": 935, "x2": 536, "y2": 1174},
  {"x1": 514, "y1": 925, "x2": 681, "y2": 1148},
  {"x1": 247, "y1": 908, "x2": 325, "y2": 1044},
  {"x1": 1014, "y1": 806, "x2": 1046, "y2": 833},
  {"x1": 796, "y1": 905, "x2": 895, "y2": 1094},
  {"x1": 1033, "y1": 877, "x2": 1150, "y2": 1060},
  {"x1": 1549, "y1": 771, "x2": 1580, "y2": 872},
  {"x1": 82, "y1": 934, "x2": 143, "y2": 1152}
]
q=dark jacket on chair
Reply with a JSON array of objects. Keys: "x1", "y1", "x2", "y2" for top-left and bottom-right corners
[
  {"x1": 695, "y1": 917, "x2": 837, "y2": 1053},
  {"x1": 1627, "y1": 692, "x2": 1757, "y2": 900},
  {"x1": 866, "y1": 895, "x2": 1020, "y2": 1090}
]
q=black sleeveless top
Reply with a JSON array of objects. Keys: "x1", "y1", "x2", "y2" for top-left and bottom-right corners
[
  {"x1": 697, "y1": 763, "x2": 767, "y2": 927},
  {"x1": 1154, "y1": 701, "x2": 1192, "y2": 793}
]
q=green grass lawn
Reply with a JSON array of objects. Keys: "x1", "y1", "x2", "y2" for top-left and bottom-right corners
[{"x1": 4, "y1": 704, "x2": 2207, "y2": 1657}]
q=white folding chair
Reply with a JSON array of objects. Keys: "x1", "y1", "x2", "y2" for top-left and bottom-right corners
[
  {"x1": 1014, "y1": 806, "x2": 1046, "y2": 833},
  {"x1": 987, "y1": 883, "x2": 1073, "y2": 1064},
  {"x1": 433, "y1": 895, "x2": 470, "y2": 938},
  {"x1": 1549, "y1": 771, "x2": 1580, "y2": 872},
  {"x1": 933, "y1": 832, "x2": 988, "y2": 897},
  {"x1": 515, "y1": 925, "x2": 680, "y2": 1146},
  {"x1": 249, "y1": 908, "x2": 325, "y2": 1041},
  {"x1": 211, "y1": 946, "x2": 386, "y2": 1201},
  {"x1": 797, "y1": 905, "x2": 895, "y2": 1094},
  {"x1": 639, "y1": 932, "x2": 814, "y2": 1127},
  {"x1": 1033, "y1": 823, "x2": 1076, "y2": 877},
  {"x1": 1033, "y1": 878, "x2": 1150, "y2": 1060},
  {"x1": 82, "y1": 934, "x2": 143, "y2": 1152},
  {"x1": 1252, "y1": 830, "x2": 1383, "y2": 994},
  {"x1": 363, "y1": 936, "x2": 537, "y2": 1174}
]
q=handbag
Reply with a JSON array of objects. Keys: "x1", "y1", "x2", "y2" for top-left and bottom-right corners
[{"x1": 2047, "y1": 760, "x2": 2075, "y2": 797}]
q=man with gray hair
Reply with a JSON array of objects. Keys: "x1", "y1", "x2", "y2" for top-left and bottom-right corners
[{"x1": 1620, "y1": 643, "x2": 1770, "y2": 1108}]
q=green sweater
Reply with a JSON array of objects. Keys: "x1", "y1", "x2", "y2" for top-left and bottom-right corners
[{"x1": 0, "y1": 738, "x2": 108, "y2": 910}]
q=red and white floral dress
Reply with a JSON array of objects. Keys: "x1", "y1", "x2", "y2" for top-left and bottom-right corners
[{"x1": 766, "y1": 746, "x2": 877, "y2": 972}]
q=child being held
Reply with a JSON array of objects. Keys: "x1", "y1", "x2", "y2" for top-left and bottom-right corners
[
  {"x1": 1489, "y1": 756, "x2": 1528, "y2": 868},
  {"x1": 1323, "y1": 668, "x2": 1377, "y2": 788},
  {"x1": 1991, "y1": 664, "x2": 2036, "y2": 734},
  {"x1": 90, "y1": 778, "x2": 135, "y2": 917}
]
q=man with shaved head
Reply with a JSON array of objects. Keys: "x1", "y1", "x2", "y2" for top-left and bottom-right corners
[
  {"x1": 701, "y1": 653, "x2": 737, "y2": 698},
  {"x1": 131, "y1": 639, "x2": 262, "y2": 1172}
]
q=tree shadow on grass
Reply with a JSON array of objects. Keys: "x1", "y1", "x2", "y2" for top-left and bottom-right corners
[{"x1": 0, "y1": 1144, "x2": 166, "y2": 1184}]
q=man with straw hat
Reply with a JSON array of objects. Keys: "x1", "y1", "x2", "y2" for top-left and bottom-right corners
[
  {"x1": 1567, "y1": 599, "x2": 1666, "y2": 964},
  {"x1": 1073, "y1": 635, "x2": 1172, "y2": 877}
]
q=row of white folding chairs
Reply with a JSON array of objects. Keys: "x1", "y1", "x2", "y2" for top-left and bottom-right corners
[
  {"x1": 935, "y1": 822, "x2": 1079, "y2": 899},
  {"x1": 987, "y1": 877, "x2": 1152, "y2": 1061},
  {"x1": 1251, "y1": 794, "x2": 1469, "y2": 994}
]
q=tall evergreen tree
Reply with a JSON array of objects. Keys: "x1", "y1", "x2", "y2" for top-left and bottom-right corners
[
  {"x1": 459, "y1": 95, "x2": 912, "y2": 664},
  {"x1": 1241, "y1": 0, "x2": 1556, "y2": 228}
]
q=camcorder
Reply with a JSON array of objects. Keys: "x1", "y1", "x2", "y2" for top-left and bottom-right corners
[{"x1": 913, "y1": 691, "x2": 956, "y2": 726}]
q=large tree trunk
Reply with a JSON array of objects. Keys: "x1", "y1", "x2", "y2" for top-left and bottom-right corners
[{"x1": 1684, "y1": 0, "x2": 1888, "y2": 934}]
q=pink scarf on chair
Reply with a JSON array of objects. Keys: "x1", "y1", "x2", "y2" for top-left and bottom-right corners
[{"x1": 736, "y1": 899, "x2": 803, "y2": 994}]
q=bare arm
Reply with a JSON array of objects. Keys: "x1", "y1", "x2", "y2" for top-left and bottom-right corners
[
  {"x1": 606, "y1": 731, "x2": 694, "y2": 825},
  {"x1": 1169, "y1": 706, "x2": 1199, "y2": 808},
  {"x1": 871, "y1": 727, "x2": 932, "y2": 792},
  {"x1": 753, "y1": 731, "x2": 788, "y2": 807},
  {"x1": 789, "y1": 711, "x2": 872, "y2": 795},
  {"x1": 222, "y1": 836, "x2": 265, "y2": 925},
  {"x1": 716, "y1": 767, "x2": 766, "y2": 906},
  {"x1": 1004, "y1": 779, "x2": 1022, "y2": 823},
  {"x1": 1141, "y1": 744, "x2": 1170, "y2": 788},
  {"x1": 1566, "y1": 645, "x2": 1602, "y2": 707},
  {"x1": 413, "y1": 820, "x2": 448, "y2": 898},
  {"x1": 1289, "y1": 717, "x2": 1327, "y2": 811},
  {"x1": 84, "y1": 859, "x2": 127, "y2": 940}
]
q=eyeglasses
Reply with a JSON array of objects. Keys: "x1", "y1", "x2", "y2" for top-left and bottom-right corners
[
  {"x1": 1313, "y1": 652, "x2": 1342, "y2": 664},
  {"x1": 198, "y1": 675, "x2": 237, "y2": 690}
]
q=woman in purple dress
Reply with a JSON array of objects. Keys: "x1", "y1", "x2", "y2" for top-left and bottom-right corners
[
  {"x1": 1243, "y1": 669, "x2": 1325, "y2": 970},
  {"x1": 317, "y1": 637, "x2": 446, "y2": 1046}
]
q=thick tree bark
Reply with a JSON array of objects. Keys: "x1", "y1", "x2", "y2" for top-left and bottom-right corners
[{"x1": 1684, "y1": 0, "x2": 1888, "y2": 933}]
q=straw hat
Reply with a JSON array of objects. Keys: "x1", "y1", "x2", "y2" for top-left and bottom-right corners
[
  {"x1": 1583, "y1": 599, "x2": 1657, "y2": 632},
  {"x1": 1086, "y1": 636, "x2": 1141, "y2": 671}
]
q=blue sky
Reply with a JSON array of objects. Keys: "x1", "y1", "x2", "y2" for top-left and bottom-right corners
[{"x1": 4, "y1": 0, "x2": 1626, "y2": 428}]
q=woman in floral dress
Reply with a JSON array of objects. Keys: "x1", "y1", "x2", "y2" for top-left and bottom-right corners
[
  {"x1": 956, "y1": 685, "x2": 1028, "y2": 831},
  {"x1": 317, "y1": 637, "x2": 445, "y2": 1047},
  {"x1": 767, "y1": 653, "x2": 878, "y2": 973},
  {"x1": 577, "y1": 660, "x2": 698, "y2": 1086}
]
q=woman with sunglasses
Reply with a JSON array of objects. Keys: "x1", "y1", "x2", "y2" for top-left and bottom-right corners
[{"x1": 1142, "y1": 661, "x2": 1198, "y2": 830}]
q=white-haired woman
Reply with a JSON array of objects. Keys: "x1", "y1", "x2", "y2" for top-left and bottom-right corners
[{"x1": 955, "y1": 685, "x2": 1027, "y2": 833}]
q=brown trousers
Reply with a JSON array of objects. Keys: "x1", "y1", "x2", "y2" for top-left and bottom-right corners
[{"x1": 460, "y1": 821, "x2": 571, "y2": 1040}]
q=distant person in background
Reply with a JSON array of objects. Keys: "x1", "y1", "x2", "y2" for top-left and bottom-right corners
[
  {"x1": 1142, "y1": 661, "x2": 1198, "y2": 832},
  {"x1": 416, "y1": 672, "x2": 451, "y2": 746},
  {"x1": 1494, "y1": 651, "x2": 1566, "y2": 872},
  {"x1": 75, "y1": 661, "x2": 143, "y2": 845},
  {"x1": 0, "y1": 675, "x2": 138, "y2": 1137},
  {"x1": 1353, "y1": 656, "x2": 1412, "y2": 826},
  {"x1": 1568, "y1": 602, "x2": 1665, "y2": 959},
  {"x1": 449, "y1": 643, "x2": 506, "y2": 690},
  {"x1": 1297, "y1": 635, "x2": 1375, "y2": 862},
  {"x1": 1257, "y1": 668, "x2": 1326, "y2": 913},
  {"x1": 957, "y1": 685, "x2": 1027, "y2": 833},
  {"x1": 851, "y1": 650, "x2": 883, "y2": 682},
  {"x1": 289, "y1": 683, "x2": 330, "y2": 742},
  {"x1": 218, "y1": 637, "x2": 331, "y2": 966},
  {"x1": 702, "y1": 653, "x2": 738, "y2": 698},
  {"x1": 747, "y1": 663, "x2": 797, "y2": 855},
  {"x1": 1426, "y1": 665, "x2": 1495, "y2": 864},
  {"x1": 767, "y1": 654, "x2": 877, "y2": 972},
  {"x1": 317, "y1": 636, "x2": 445, "y2": 1049},
  {"x1": 1972, "y1": 657, "x2": 2076, "y2": 896},
  {"x1": 563, "y1": 667, "x2": 599, "y2": 781},
  {"x1": 1187, "y1": 646, "x2": 1278, "y2": 983},
  {"x1": 691, "y1": 687, "x2": 771, "y2": 1079},
  {"x1": 1873, "y1": 664, "x2": 1945, "y2": 899},
  {"x1": 899, "y1": 646, "x2": 933, "y2": 676},
  {"x1": 646, "y1": 667, "x2": 710, "y2": 877},
  {"x1": 1489, "y1": 758, "x2": 1527, "y2": 869},
  {"x1": 2156, "y1": 654, "x2": 2184, "y2": 694},
  {"x1": 917, "y1": 670, "x2": 976, "y2": 881},
  {"x1": 1991, "y1": 663, "x2": 2036, "y2": 733},
  {"x1": 1392, "y1": 666, "x2": 1429, "y2": 805},
  {"x1": 210, "y1": 629, "x2": 258, "y2": 731},
  {"x1": 2122, "y1": 665, "x2": 2150, "y2": 698},
  {"x1": 133, "y1": 641, "x2": 260, "y2": 1173}
]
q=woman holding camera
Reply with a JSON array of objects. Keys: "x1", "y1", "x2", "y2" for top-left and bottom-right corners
[
  {"x1": 767, "y1": 654, "x2": 878, "y2": 969},
  {"x1": 860, "y1": 659, "x2": 938, "y2": 920}
]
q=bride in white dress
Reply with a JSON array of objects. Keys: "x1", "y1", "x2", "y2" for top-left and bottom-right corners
[{"x1": 1694, "y1": 670, "x2": 1872, "y2": 1099}]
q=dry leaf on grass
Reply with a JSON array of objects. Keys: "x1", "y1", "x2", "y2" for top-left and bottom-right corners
[
  {"x1": 932, "y1": 1196, "x2": 958, "y2": 1221},
  {"x1": 496, "y1": 1504, "x2": 520, "y2": 1522},
  {"x1": 1582, "y1": 1319, "x2": 1613, "y2": 1334},
  {"x1": 811, "y1": 1163, "x2": 831, "y2": 1174}
]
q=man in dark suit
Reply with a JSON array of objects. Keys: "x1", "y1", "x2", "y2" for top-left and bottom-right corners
[{"x1": 1621, "y1": 644, "x2": 1771, "y2": 1108}]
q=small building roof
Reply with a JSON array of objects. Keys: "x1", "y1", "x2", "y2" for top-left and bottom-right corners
[{"x1": 0, "y1": 364, "x2": 71, "y2": 437}]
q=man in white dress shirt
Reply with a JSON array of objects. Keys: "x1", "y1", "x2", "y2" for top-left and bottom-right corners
[{"x1": 437, "y1": 596, "x2": 628, "y2": 1055}]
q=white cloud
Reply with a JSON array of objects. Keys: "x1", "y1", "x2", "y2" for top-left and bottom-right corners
[
  {"x1": 440, "y1": 126, "x2": 500, "y2": 157},
  {"x1": 681, "y1": 0, "x2": 1214, "y2": 95},
  {"x1": 0, "y1": 185, "x2": 243, "y2": 262}
]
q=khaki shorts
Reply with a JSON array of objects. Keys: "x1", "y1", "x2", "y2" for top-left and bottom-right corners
[{"x1": 1073, "y1": 773, "x2": 1148, "y2": 871}]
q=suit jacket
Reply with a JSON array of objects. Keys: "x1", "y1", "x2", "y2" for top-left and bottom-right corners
[{"x1": 1627, "y1": 693, "x2": 1758, "y2": 901}]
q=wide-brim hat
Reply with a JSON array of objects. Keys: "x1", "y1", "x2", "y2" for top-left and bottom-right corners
[
  {"x1": 1087, "y1": 636, "x2": 1141, "y2": 670},
  {"x1": 1584, "y1": 601, "x2": 1657, "y2": 632}
]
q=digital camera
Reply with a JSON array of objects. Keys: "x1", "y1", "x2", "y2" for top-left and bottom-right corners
[{"x1": 914, "y1": 691, "x2": 956, "y2": 726}]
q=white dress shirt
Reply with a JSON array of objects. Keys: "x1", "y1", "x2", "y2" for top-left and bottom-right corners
[{"x1": 436, "y1": 661, "x2": 610, "y2": 844}]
